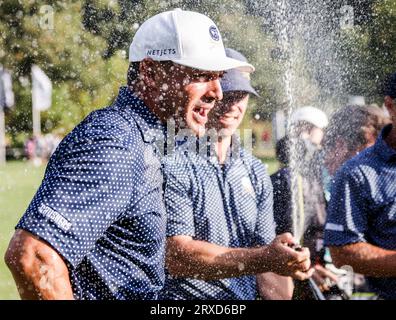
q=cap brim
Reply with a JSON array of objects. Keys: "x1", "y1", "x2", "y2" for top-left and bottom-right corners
[
  {"x1": 223, "y1": 85, "x2": 260, "y2": 97},
  {"x1": 172, "y1": 56, "x2": 255, "y2": 73},
  {"x1": 221, "y1": 70, "x2": 260, "y2": 97},
  {"x1": 220, "y1": 75, "x2": 260, "y2": 97}
]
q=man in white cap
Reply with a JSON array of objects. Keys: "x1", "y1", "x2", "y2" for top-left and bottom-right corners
[
  {"x1": 271, "y1": 106, "x2": 330, "y2": 297},
  {"x1": 160, "y1": 49, "x2": 313, "y2": 300},
  {"x1": 5, "y1": 9, "x2": 252, "y2": 300},
  {"x1": 290, "y1": 106, "x2": 329, "y2": 147}
]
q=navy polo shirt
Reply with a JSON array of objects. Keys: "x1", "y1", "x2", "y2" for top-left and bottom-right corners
[
  {"x1": 160, "y1": 138, "x2": 276, "y2": 300},
  {"x1": 324, "y1": 124, "x2": 396, "y2": 299},
  {"x1": 16, "y1": 86, "x2": 167, "y2": 300}
]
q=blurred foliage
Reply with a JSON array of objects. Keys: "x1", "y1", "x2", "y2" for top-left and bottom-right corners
[
  {"x1": 336, "y1": 0, "x2": 396, "y2": 104},
  {"x1": 0, "y1": 0, "x2": 128, "y2": 141},
  {"x1": 0, "y1": 0, "x2": 395, "y2": 147}
]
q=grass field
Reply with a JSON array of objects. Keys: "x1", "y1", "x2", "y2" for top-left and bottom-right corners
[
  {"x1": 0, "y1": 161, "x2": 46, "y2": 300},
  {"x1": 0, "y1": 158, "x2": 278, "y2": 300}
]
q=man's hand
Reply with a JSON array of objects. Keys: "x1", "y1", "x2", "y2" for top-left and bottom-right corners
[
  {"x1": 312, "y1": 264, "x2": 339, "y2": 292},
  {"x1": 264, "y1": 233, "x2": 314, "y2": 280}
]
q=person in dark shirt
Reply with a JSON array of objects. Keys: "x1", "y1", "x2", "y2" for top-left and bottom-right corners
[{"x1": 324, "y1": 98, "x2": 395, "y2": 299}]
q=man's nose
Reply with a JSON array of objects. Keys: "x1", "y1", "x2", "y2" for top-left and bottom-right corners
[{"x1": 206, "y1": 79, "x2": 223, "y2": 102}]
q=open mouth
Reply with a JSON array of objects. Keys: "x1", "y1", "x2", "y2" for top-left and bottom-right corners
[{"x1": 192, "y1": 106, "x2": 210, "y2": 126}]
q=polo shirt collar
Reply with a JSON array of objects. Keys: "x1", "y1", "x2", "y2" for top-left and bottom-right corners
[
  {"x1": 114, "y1": 86, "x2": 165, "y2": 143},
  {"x1": 374, "y1": 124, "x2": 396, "y2": 162}
]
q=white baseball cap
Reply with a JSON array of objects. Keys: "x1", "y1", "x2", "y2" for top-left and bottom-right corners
[
  {"x1": 129, "y1": 9, "x2": 254, "y2": 73},
  {"x1": 290, "y1": 106, "x2": 329, "y2": 129}
]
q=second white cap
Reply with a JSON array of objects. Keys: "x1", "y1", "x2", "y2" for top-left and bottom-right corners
[{"x1": 291, "y1": 106, "x2": 329, "y2": 129}]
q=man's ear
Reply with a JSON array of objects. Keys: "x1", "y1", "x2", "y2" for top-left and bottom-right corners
[{"x1": 139, "y1": 58, "x2": 160, "y2": 89}]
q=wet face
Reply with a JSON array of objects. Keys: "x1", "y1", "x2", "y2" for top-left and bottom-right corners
[
  {"x1": 208, "y1": 91, "x2": 249, "y2": 136},
  {"x1": 152, "y1": 61, "x2": 223, "y2": 137}
]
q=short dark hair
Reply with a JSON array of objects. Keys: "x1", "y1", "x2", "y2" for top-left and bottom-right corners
[{"x1": 127, "y1": 60, "x2": 176, "y2": 86}]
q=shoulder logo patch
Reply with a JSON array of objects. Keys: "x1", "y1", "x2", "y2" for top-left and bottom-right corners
[
  {"x1": 38, "y1": 204, "x2": 72, "y2": 232},
  {"x1": 325, "y1": 223, "x2": 344, "y2": 232}
]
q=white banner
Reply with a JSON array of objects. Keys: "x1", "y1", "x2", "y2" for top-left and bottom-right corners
[
  {"x1": 0, "y1": 66, "x2": 15, "y2": 110},
  {"x1": 32, "y1": 65, "x2": 52, "y2": 111}
]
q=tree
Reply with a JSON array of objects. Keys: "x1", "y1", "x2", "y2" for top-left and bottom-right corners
[{"x1": 0, "y1": 0, "x2": 128, "y2": 145}]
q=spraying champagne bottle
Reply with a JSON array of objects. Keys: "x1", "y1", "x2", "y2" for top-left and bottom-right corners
[{"x1": 290, "y1": 244, "x2": 325, "y2": 300}]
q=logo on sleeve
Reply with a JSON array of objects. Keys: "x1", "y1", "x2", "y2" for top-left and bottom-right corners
[
  {"x1": 38, "y1": 204, "x2": 72, "y2": 232},
  {"x1": 325, "y1": 223, "x2": 344, "y2": 232},
  {"x1": 209, "y1": 26, "x2": 220, "y2": 41}
]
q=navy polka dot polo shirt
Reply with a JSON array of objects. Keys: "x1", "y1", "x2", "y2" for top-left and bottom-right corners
[
  {"x1": 160, "y1": 138, "x2": 276, "y2": 300},
  {"x1": 16, "y1": 86, "x2": 167, "y2": 300}
]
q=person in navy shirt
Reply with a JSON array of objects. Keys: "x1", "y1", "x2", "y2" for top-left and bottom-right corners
[
  {"x1": 160, "y1": 49, "x2": 313, "y2": 300},
  {"x1": 4, "y1": 9, "x2": 254, "y2": 300},
  {"x1": 324, "y1": 73, "x2": 396, "y2": 299},
  {"x1": 273, "y1": 105, "x2": 389, "y2": 296}
]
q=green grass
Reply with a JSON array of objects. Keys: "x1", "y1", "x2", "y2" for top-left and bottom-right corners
[
  {"x1": 0, "y1": 161, "x2": 46, "y2": 300},
  {"x1": 260, "y1": 157, "x2": 280, "y2": 175}
]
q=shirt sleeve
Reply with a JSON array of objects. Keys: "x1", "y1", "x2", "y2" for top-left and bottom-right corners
[
  {"x1": 253, "y1": 162, "x2": 277, "y2": 246},
  {"x1": 162, "y1": 157, "x2": 195, "y2": 238},
  {"x1": 324, "y1": 166, "x2": 369, "y2": 247},
  {"x1": 16, "y1": 114, "x2": 138, "y2": 268}
]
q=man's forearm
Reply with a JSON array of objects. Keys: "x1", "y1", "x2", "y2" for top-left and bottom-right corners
[
  {"x1": 330, "y1": 242, "x2": 396, "y2": 277},
  {"x1": 5, "y1": 230, "x2": 74, "y2": 300},
  {"x1": 166, "y1": 238, "x2": 273, "y2": 280},
  {"x1": 9, "y1": 260, "x2": 74, "y2": 300}
]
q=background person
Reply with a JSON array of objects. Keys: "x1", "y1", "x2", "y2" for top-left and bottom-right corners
[
  {"x1": 322, "y1": 104, "x2": 390, "y2": 194},
  {"x1": 320, "y1": 104, "x2": 390, "y2": 297},
  {"x1": 271, "y1": 107, "x2": 330, "y2": 296},
  {"x1": 271, "y1": 107, "x2": 328, "y2": 254},
  {"x1": 324, "y1": 74, "x2": 396, "y2": 300},
  {"x1": 271, "y1": 104, "x2": 389, "y2": 297}
]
